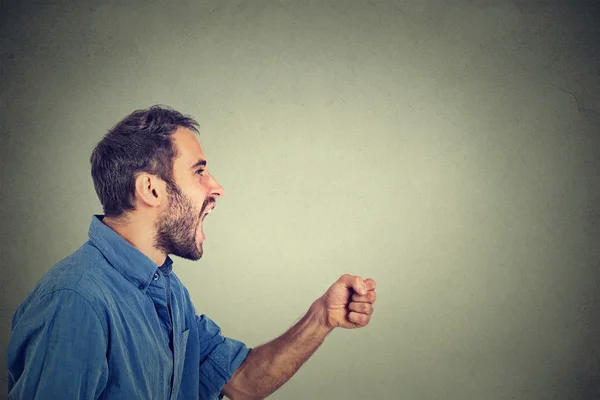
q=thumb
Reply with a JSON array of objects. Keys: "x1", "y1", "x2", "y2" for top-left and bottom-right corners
[{"x1": 337, "y1": 274, "x2": 367, "y2": 295}]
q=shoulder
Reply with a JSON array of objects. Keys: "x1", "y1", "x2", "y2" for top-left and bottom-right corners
[
  {"x1": 13, "y1": 242, "x2": 116, "y2": 323},
  {"x1": 37, "y1": 242, "x2": 110, "y2": 295}
]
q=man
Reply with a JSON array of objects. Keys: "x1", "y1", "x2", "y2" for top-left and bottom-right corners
[{"x1": 7, "y1": 105, "x2": 377, "y2": 399}]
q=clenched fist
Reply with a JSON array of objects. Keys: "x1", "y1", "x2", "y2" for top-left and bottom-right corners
[{"x1": 313, "y1": 274, "x2": 377, "y2": 330}]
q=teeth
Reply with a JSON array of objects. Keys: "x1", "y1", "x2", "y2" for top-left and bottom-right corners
[{"x1": 206, "y1": 208, "x2": 212, "y2": 214}]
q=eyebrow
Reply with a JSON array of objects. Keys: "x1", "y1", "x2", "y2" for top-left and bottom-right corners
[{"x1": 190, "y1": 159, "x2": 207, "y2": 170}]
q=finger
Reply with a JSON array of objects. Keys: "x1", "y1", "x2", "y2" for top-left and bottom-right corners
[
  {"x1": 351, "y1": 291, "x2": 376, "y2": 304},
  {"x1": 348, "y1": 311, "x2": 371, "y2": 327},
  {"x1": 364, "y1": 278, "x2": 376, "y2": 291},
  {"x1": 348, "y1": 302, "x2": 374, "y2": 315},
  {"x1": 338, "y1": 274, "x2": 367, "y2": 295}
]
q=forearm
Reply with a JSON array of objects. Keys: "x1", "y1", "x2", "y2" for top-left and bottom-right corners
[{"x1": 222, "y1": 299, "x2": 333, "y2": 400}]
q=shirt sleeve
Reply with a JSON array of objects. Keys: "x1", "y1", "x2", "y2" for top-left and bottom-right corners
[
  {"x1": 7, "y1": 289, "x2": 109, "y2": 400},
  {"x1": 196, "y1": 314, "x2": 251, "y2": 400}
]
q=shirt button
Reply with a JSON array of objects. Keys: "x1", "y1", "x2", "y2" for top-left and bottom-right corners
[{"x1": 153, "y1": 273, "x2": 159, "y2": 281}]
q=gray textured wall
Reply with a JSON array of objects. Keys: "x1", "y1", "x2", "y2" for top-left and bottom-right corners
[{"x1": 1, "y1": 1, "x2": 600, "y2": 399}]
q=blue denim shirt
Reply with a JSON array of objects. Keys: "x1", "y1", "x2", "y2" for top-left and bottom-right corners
[{"x1": 7, "y1": 215, "x2": 251, "y2": 399}]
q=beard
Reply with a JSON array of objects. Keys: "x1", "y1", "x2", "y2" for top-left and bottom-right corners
[{"x1": 154, "y1": 183, "x2": 213, "y2": 261}]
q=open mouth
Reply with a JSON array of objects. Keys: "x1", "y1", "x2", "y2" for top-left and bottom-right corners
[
  {"x1": 198, "y1": 203, "x2": 215, "y2": 242},
  {"x1": 201, "y1": 204, "x2": 215, "y2": 222}
]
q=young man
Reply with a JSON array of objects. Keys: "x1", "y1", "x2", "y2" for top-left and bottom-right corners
[{"x1": 6, "y1": 106, "x2": 377, "y2": 399}]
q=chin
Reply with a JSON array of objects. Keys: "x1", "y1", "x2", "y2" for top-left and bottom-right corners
[
  {"x1": 178, "y1": 253, "x2": 203, "y2": 262},
  {"x1": 172, "y1": 244, "x2": 203, "y2": 261}
]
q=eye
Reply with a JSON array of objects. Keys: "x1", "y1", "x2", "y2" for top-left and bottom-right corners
[{"x1": 195, "y1": 169, "x2": 205, "y2": 176}]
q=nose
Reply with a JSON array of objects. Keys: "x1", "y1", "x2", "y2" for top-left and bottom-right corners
[{"x1": 208, "y1": 172, "x2": 224, "y2": 198}]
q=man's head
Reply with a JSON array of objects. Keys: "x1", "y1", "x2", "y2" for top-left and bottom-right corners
[{"x1": 90, "y1": 105, "x2": 224, "y2": 261}]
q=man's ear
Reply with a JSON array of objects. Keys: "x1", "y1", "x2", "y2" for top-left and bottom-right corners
[{"x1": 134, "y1": 173, "x2": 166, "y2": 209}]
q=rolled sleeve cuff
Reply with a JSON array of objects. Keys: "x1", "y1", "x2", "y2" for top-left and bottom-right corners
[{"x1": 199, "y1": 337, "x2": 251, "y2": 399}]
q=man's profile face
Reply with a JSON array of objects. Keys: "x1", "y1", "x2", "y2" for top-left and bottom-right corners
[{"x1": 154, "y1": 127, "x2": 224, "y2": 260}]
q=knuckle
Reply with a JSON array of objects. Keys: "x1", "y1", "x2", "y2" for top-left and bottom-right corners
[
  {"x1": 356, "y1": 313, "x2": 369, "y2": 326},
  {"x1": 350, "y1": 302, "x2": 372, "y2": 314},
  {"x1": 360, "y1": 314, "x2": 368, "y2": 325}
]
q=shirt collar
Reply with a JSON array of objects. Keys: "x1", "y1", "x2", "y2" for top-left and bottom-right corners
[{"x1": 88, "y1": 215, "x2": 173, "y2": 291}]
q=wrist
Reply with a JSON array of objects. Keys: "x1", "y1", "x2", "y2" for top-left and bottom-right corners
[{"x1": 308, "y1": 297, "x2": 336, "y2": 335}]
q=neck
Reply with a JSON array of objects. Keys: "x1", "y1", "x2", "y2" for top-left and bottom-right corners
[{"x1": 102, "y1": 213, "x2": 167, "y2": 266}]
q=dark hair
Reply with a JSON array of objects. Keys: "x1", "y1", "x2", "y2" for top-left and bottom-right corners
[{"x1": 90, "y1": 105, "x2": 200, "y2": 218}]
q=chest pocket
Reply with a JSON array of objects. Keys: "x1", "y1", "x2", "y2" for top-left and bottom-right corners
[{"x1": 170, "y1": 328, "x2": 190, "y2": 400}]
